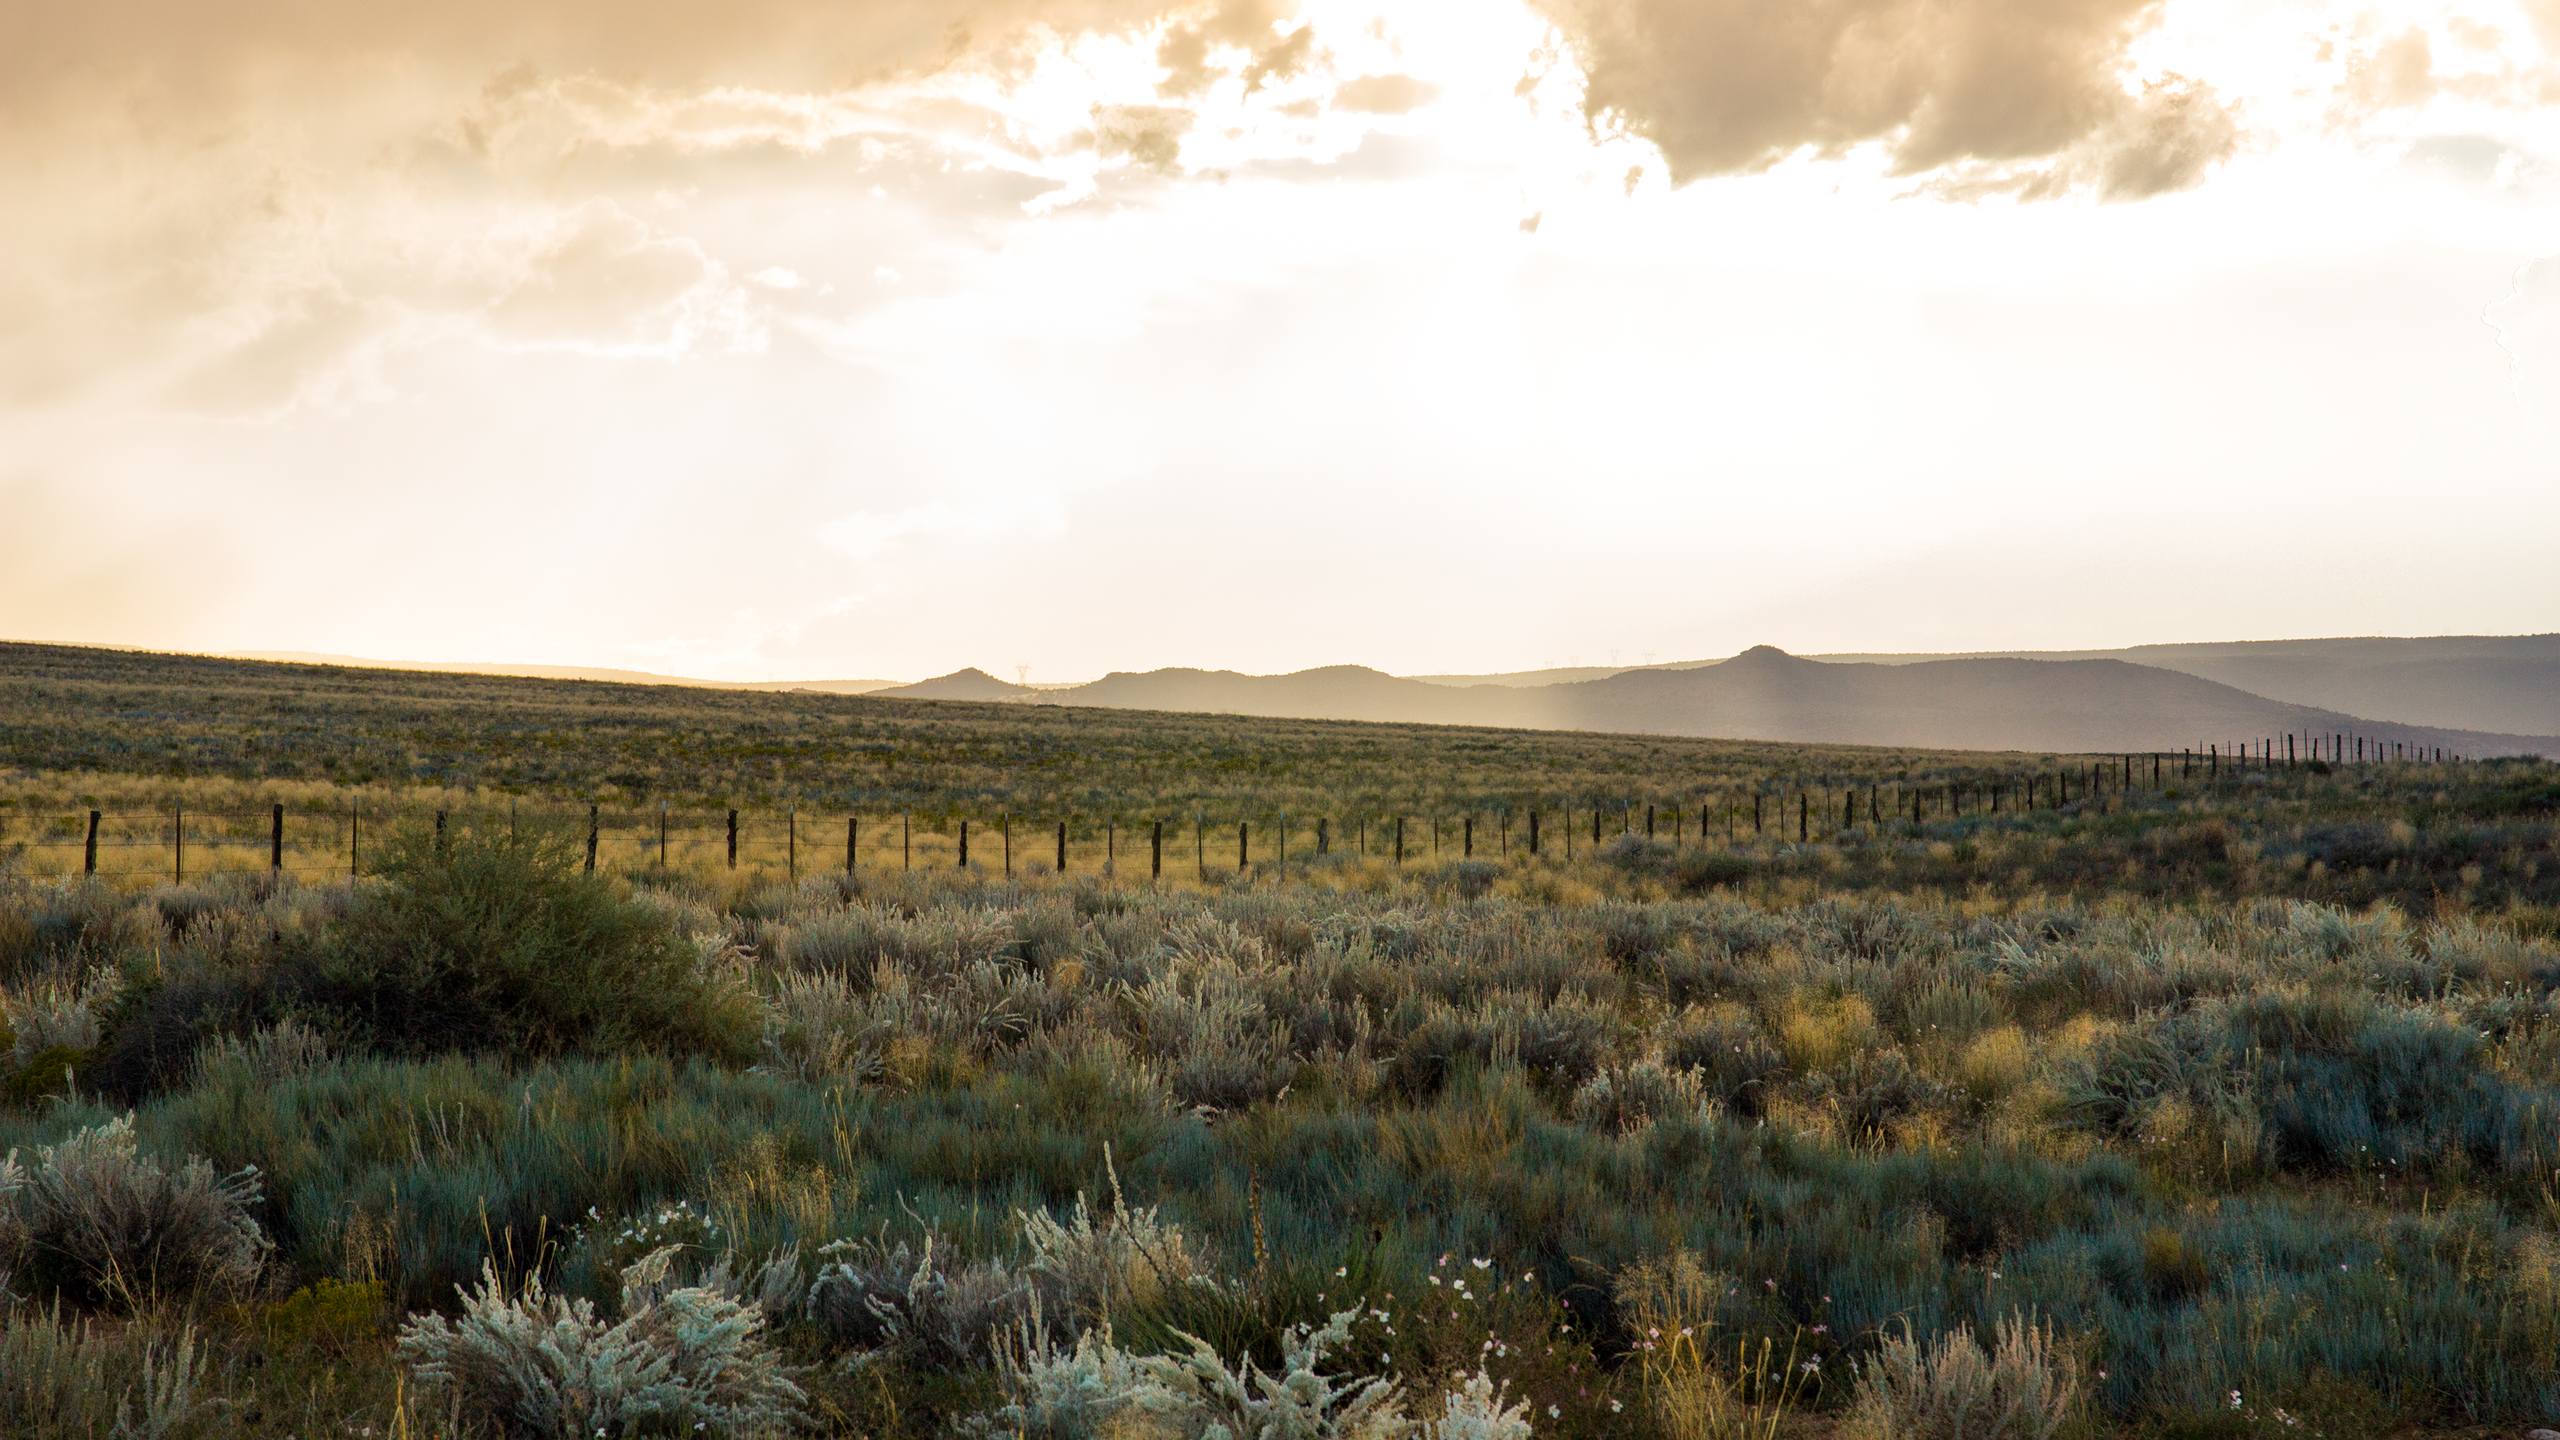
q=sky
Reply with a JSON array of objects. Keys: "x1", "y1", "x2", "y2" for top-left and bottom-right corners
[{"x1": 3, "y1": 0, "x2": 2556, "y2": 683}]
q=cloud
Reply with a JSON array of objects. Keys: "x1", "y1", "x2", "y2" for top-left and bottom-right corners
[
  {"x1": 2342, "y1": 28, "x2": 2439, "y2": 112},
  {"x1": 1091, "y1": 104, "x2": 1196, "y2": 168},
  {"x1": 1156, "y1": 0, "x2": 1314, "y2": 97},
  {"x1": 1528, "y1": 0, "x2": 2239, "y2": 199},
  {"x1": 486, "y1": 205, "x2": 739, "y2": 353},
  {"x1": 1330, "y1": 73, "x2": 1439, "y2": 115}
]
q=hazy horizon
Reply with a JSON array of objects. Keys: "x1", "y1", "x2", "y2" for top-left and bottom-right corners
[
  {"x1": 6, "y1": 0, "x2": 2557, "y2": 682},
  {"x1": 5, "y1": 627, "x2": 2552, "y2": 693}
]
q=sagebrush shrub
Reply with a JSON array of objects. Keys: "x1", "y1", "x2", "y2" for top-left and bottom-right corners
[
  {"x1": 0, "y1": 1307, "x2": 213, "y2": 1440},
  {"x1": 1019, "y1": 1174, "x2": 1204, "y2": 1320},
  {"x1": 806, "y1": 1233, "x2": 1031, "y2": 1365},
  {"x1": 4, "y1": 1116, "x2": 268, "y2": 1311},
  {"x1": 398, "y1": 1246, "x2": 808, "y2": 1439},
  {"x1": 1842, "y1": 1316, "x2": 2082, "y2": 1440}
]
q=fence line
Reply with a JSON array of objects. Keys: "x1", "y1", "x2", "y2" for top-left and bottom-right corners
[{"x1": 0, "y1": 738, "x2": 2498, "y2": 887}]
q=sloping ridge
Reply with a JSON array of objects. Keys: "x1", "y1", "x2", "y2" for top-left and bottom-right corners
[
  {"x1": 877, "y1": 668, "x2": 1034, "y2": 702},
  {"x1": 1549, "y1": 650, "x2": 2548, "y2": 754},
  {"x1": 882, "y1": 645, "x2": 2559, "y2": 757}
]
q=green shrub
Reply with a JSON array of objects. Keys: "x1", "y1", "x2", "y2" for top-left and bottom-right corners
[{"x1": 296, "y1": 824, "x2": 757, "y2": 1063}]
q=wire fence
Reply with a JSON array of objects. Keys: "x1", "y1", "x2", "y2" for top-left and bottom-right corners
[{"x1": 0, "y1": 736, "x2": 2485, "y2": 888}]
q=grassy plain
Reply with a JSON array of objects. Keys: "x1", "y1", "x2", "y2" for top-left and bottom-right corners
[{"x1": 0, "y1": 644, "x2": 2556, "y2": 1438}]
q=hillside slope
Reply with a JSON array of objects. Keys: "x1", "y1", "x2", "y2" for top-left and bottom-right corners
[{"x1": 962, "y1": 646, "x2": 2556, "y2": 757}]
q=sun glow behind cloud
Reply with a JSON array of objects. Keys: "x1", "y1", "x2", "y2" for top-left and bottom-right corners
[{"x1": 0, "y1": 0, "x2": 2554, "y2": 681}]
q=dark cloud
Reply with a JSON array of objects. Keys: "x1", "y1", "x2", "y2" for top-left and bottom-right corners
[{"x1": 1529, "y1": 0, "x2": 2237, "y2": 199}]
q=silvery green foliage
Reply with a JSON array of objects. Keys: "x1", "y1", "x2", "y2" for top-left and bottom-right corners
[
  {"x1": 0, "y1": 1307, "x2": 211, "y2": 1440},
  {"x1": 805, "y1": 1233, "x2": 1030, "y2": 1365},
  {"x1": 191, "y1": 1018, "x2": 336, "y2": 1086},
  {"x1": 1567, "y1": 1059, "x2": 1709, "y2": 1134},
  {"x1": 975, "y1": 1309, "x2": 1419, "y2": 1440},
  {"x1": 1129, "y1": 1309, "x2": 1409, "y2": 1440},
  {"x1": 8, "y1": 1117, "x2": 268, "y2": 1310},
  {"x1": 1844, "y1": 1315, "x2": 2081, "y2": 1440},
  {"x1": 1422, "y1": 1372, "x2": 1533, "y2": 1440},
  {"x1": 3, "y1": 964, "x2": 119, "y2": 1067},
  {"x1": 0, "y1": 1151, "x2": 25, "y2": 1304},
  {"x1": 1018, "y1": 1162, "x2": 1203, "y2": 1320},
  {"x1": 397, "y1": 1245, "x2": 808, "y2": 1439},
  {"x1": 965, "y1": 1321, "x2": 1156, "y2": 1440}
]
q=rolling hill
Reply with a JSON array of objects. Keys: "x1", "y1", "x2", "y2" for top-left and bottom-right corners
[
  {"x1": 1417, "y1": 635, "x2": 2560, "y2": 736},
  {"x1": 889, "y1": 645, "x2": 2558, "y2": 758}
]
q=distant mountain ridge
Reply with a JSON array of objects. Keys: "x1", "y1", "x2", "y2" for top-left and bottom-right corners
[
  {"x1": 881, "y1": 644, "x2": 2558, "y2": 758},
  {"x1": 1421, "y1": 635, "x2": 2560, "y2": 736}
]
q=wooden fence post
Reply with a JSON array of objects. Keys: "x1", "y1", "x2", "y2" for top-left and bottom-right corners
[
  {"x1": 1058, "y1": 820, "x2": 1069, "y2": 873},
  {"x1": 270, "y1": 802, "x2": 284, "y2": 872},
  {"x1": 659, "y1": 805, "x2": 669, "y2": 869},
  {"x1": 434, "y1": 809, "x2": 446, "y2": 855},
  {"x1": 959, "y1": 819, "x2": 970, "y2": 870},
  {"x1": 349, "y1": 804, "x2": 359, "y2": 877},
  {"x1": 175, "y1": 802, "x2": 185, "y2": 882},
  {"x1": 1395, "y1": 816, "x2": 1405, "y2": 865},
  {"x1": 848, "y1": 816, "x2": 858, "y2": 873},
  {"x1": 586, "y1": 805, "x2": 599, "y2": 873},
  {"x1": 85, "y1": 809, "x2": 100, "y2": 875},
  {"x1": 1528, "y1": 810, "x2": 1540, "y2": 857},
  {"x1": 1798, "y1": 793, "x2": 1808, "y2": 844},
  {"x1": 1645, "y1": 804, "x2": 1656, "y2": 839},
  {"x1": 1239, "y1": 821, "x2": 1249, "y2": 872},
  {"x1": 1317, "y1": 818, "x2": 1330, "y2": 855},
  {"x1": 1464, "y1": 816, "x2": 1474, "y2": 858},
  {"x1": 903, "y1": 812, "x2": 912, "y2": 870},
  {"x1": 726, "y1": 809, "x2": 738, "y2": 869},
  {"x1": 1752, "y1": 794, "x2": 1763, "y2": 836},
  {"x1": 789, "y1": 808, "x2": 799, "y2": 880},
  {"x1": 1152, "y1": 819, "x2": 1163, "y2": 880}
]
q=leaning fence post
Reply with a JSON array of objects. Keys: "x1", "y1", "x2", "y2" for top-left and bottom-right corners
[
  {"x1": 587, "y1": 805, "x2": 600, "y2": 873},
  {"x1": 85, "y1": 809, "x2": 100, "y2": 876}
]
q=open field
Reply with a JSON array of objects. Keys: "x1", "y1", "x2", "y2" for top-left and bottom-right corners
[{"x1": 1, "y1": 649, "x2": 2557, "y2": 1438}]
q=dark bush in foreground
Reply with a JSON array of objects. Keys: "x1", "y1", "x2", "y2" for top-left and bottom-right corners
[{"x1": 295, "y1": 825, "x2": 756, "y2": 1064}]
